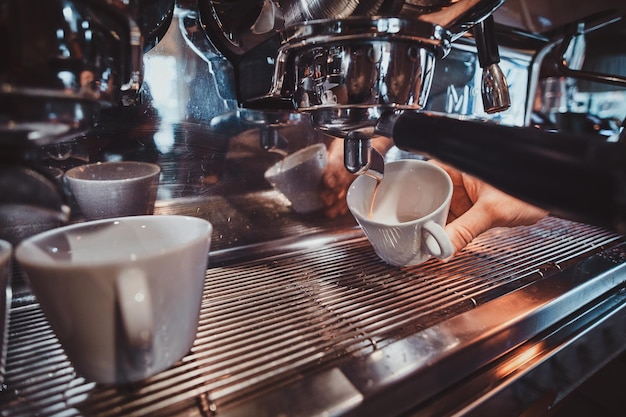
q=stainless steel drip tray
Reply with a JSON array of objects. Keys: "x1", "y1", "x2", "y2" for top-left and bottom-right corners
[{"x1": 2, "y1": 217, "x2": 626, "y2": 416}]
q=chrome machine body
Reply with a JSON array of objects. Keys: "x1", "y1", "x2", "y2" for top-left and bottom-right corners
[{"x1": 1, "y1": 0, "x2": 626, "y2": 416}]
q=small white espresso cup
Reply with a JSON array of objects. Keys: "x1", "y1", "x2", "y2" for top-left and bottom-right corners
[
  {"x1": 264, "y1": 143, "x2": 328, "y2": 213},
  {"x1": 347, "y1": 159, "x2": 455, "y2": 266},
  {"x1": 0, "y1": 239, "x2": 12, "y2": 384},
  {"x1": 65, "y1": 161, "x2": 161, "y2": 220},
  {"x1": 15, "y1": 215, "x2": 212, "y2": 384}
]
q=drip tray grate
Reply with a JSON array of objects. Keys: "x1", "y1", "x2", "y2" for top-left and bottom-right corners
[{"x1": 1, "y1": 217, "x2": 622, "y2": 416}]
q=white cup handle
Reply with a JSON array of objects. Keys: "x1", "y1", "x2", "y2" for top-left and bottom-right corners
[
  {"x1": 423, "y1": 221, "x2": 455, "y2": 260},
  {"x1": 116, "y1": 268, "x2": 154, "y2": 351}
]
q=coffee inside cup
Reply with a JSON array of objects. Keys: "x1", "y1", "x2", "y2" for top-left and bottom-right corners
[
  {"x1": 347, "y1": 159, "x2": 455, "y2": 266},
  {"x1": 365, "y1": 164, "x2": 450, "y2": 224}
]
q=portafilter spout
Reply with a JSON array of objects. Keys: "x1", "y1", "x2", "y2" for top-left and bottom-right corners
[
  {"x1": 208, "y1": 1, "x2": 509, "y2": 177},
  {"x1": 255, "y1": 1, "x2": 510, "y2": 175},
  {"x1": 264, "y1": 16, "x2": 450, "y2": 176},
  {"x1": 344, "y1": 130, "x2": 384, "y2": 179}
]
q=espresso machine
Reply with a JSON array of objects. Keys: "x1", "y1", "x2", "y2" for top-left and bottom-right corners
[
  {"x1": 2, "y1": 0, "x2": 626, "y2": 416},
  {"x1": 1, "y1": 0, "x2": 625, "y2": 231},
  {"x1": 193, "y1": 0, "x2": 626, "y2": 232},
  {"x1": 0, "y1": 0, "x2": 175, "y2": 243}
]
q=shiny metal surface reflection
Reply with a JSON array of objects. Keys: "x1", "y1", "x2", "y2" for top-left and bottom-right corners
[
  {"x1": 1, "y1": 1, "x2": 626, "y2": 416},
  {"x1": 2, "y1": 217, "x2": 626, "y2": 416},
  {"x1": 0, "y1": 0, "x2": 174, "y2": 146}
]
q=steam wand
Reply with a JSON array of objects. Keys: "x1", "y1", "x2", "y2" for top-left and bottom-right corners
[{"x1": 473, "y1": 15, "x2": 510, "y2": 113}]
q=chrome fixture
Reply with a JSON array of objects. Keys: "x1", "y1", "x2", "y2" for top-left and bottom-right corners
[
  {"x1": 473, "y1": 15, "x2": 511, "y2": 113},
  {"x1": 0, "y1": 0, "x2": 174, "y2": 239},
  {"x1": 199, "y1": 0, "x2": 507, "y2": 177}
]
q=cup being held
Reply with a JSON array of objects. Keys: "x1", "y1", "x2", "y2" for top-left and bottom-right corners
[
  {"x1": 264, "y1": 143, "x2": 328, "y2": 213},
  {"x1": 65, "y1": 161, "x2": 160, "y2": 220},
  {"x1": 15, "y1": 215, "x2": 212, "y2": 384},
  {"x1": 347, "y1": 159, "x2": 455, "y2": 266}
]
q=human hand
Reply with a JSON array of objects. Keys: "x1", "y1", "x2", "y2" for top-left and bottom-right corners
[
  {"x1": 320, "y1": 137, "x2": 393, "y2": 218},
  {"x1": 319, "y1": 138, "x2": 354, "y2": 218},
  {"x1": 432, "y1": 161, "x2": 549, "y2": 254}
]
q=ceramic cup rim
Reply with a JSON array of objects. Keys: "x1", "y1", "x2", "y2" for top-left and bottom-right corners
[
  {"x1": 15, "y1": 215, "x2": 212, "y2": 270},
  {"x1": 346, "y1": 159, "x2": 453, "y2": 227},
  {"x1": 264, "y1": 143, "x2": 327, "y2": 179},
  {"x1": 65, "y1": 161, "x2": 161, "y2": 183}
]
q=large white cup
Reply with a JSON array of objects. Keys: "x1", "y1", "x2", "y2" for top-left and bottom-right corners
[
  {"x1": 0, "y1": 239, "x2": 11, "y2": 384},
  {"x1": 264, "y1": 143, "x2": 328, "y2": 213},
  {"x1": 65, "y1": 161, "x2": 161, "y2": 220},
  {"x1": 15, "y1": 215, "x2": 212, "y2": 384},
  {"x1": 347, "y1": 159, "x2": 455, "y2": 266}
]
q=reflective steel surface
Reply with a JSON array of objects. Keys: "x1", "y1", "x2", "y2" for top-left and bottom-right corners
[
  {"x1": 2, "y1": 217, "x2": 625, "y2": 416},
  {"x1": 0, "y1": 0, "x2": 174, "y2": 145},
  {"x1": 1, "y1": 1, "x2": 626, "y2": 416}
]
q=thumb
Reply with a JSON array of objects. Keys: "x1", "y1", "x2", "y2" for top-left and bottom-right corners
[{"x1": 444, "y1": 204, "x2": 494, "y2": 253}]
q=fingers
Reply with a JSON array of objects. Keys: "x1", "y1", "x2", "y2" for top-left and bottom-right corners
[
  {"x1": 321, "y1": 140, "x2": 355, "y2": 219},
  {"x1": 496, "y1": 198, "x2": 548, "y2": 228},
  {"x1": 324, "y1": 199, "x2": 348, "y2": 218},
  {"x1": 444, "y1": 202, "x2": 494, "y2": 253},
  {"x1": 320, "y1": 178, "x2": 348, "y2": 218}
]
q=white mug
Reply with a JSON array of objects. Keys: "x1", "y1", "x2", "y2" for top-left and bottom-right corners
[
  {"x1": 65, "y1": 161, "x2": 161, "y2": 220},
  {"x1": 264, "y1": 143, "x2": 328, "y2": 213},
  {"x1": 15, "y1": 215, "x2": 212, "y2": 384},
  {"x1": 347, "y1": 159, "x2": 455, "y2": 266}
]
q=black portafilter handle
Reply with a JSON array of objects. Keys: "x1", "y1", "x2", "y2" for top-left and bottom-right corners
[{"x1": 378, "y1": 111, "x2": 626, "y2": 234}]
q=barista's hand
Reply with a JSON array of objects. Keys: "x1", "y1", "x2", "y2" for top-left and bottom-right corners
[
  {"x1": 320, "y1": 138, "x2": 353, "y2": 218},
  {"x1": 432, "y1": 161, "x2": 549, "y2": 253},
  {"x1": 320, "y1": 137, "x2": 393, "y2": 218}
]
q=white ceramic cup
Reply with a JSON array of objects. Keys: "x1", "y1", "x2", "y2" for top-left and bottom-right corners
[
  {"x1": 264, "y1": 143, "x2": 328, "y2": 213},
  {"x1": 65, "y1": 161, "x2": 161, "y2": 220},
  {"x1": 347, "y1": 159, "x2": 455, "y2": 266},
  {"x1": 15, "y1": 215, "x2": 212, "y2": 384},
  {"x1": 0, "y1": 239, "x2": 11, "y2": 384}
]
